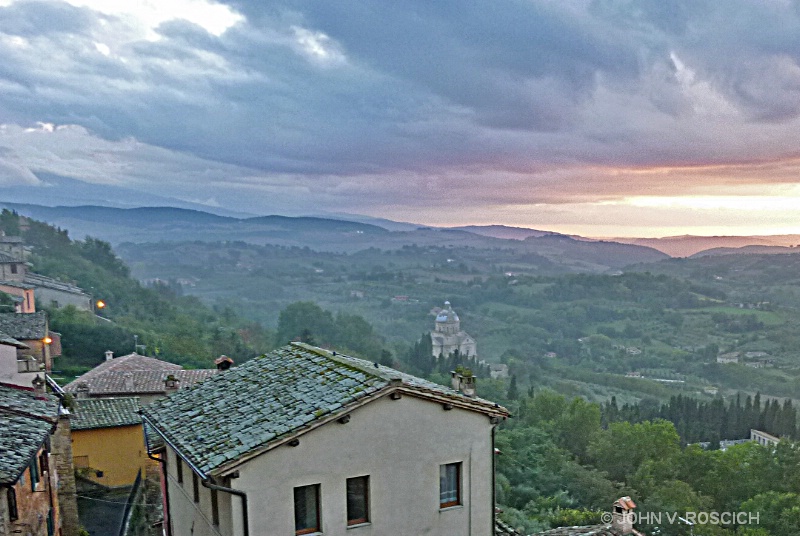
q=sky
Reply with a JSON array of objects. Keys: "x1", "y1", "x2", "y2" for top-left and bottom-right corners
[{"x1": 2, "y1": 0, "x2": 800, "y2": 237}]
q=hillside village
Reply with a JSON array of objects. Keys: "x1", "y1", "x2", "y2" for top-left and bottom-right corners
[{"x1": 2, "y1": 212, "x2": 800, "y2": 536}]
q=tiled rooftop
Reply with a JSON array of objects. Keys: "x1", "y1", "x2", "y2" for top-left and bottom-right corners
[
  {"x1": 0, "y1": 252, "x2": 18, "y2": 263},
  {"x1": 496, "y1": 519, "x2": 524, "y2": 535},
  {"x1": 0, "y1": 330, "x2": 28, "y2": 348},
  {"x1": 64, "y1": 353, "x2": 216, "y2": 396},
  {"x1": 24, "y1": 273, "x2": 90, "y2": 296},
  {"x1": 0, "y1": 382, "x2": 60, "y2": 420},
  {"x1": 71, "y1": 397, "x2": 142, "y2": 430},
  {"x1": 143, "y1": 342, "x2": 508, "y2": 476},
  {"x1": 0, "y1": 311, "x2": 47, "y2": 340},
  {"x1": 0, "y1": 383, "x2": 60, "y2": 484},
  {"x1": 65, "y1": 369, "x2": 217, "y2": 396}
]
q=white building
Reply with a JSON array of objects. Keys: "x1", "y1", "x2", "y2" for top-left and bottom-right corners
[
  {"x1": 0, "y1": 331, "x2": 39, "y2": 388},
  {"x1": 142, "y1": 343, "x2": 508, "y2": 536},
  {"x1": 431, "y1": 301, "x2": 477, "y2": 359}
]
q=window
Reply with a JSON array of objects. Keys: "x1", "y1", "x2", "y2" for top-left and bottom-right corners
[
  {"x1": 30, "y1": 457, "x2": 40, "y2": 491},
  {"x1": 346, "y1": 476, "x2": 369, "y2": 526},
  {"x1": 176, "y1": 457, "x2": 183, "y2": 484},
  {"x1": 7, "y1": 487, "x2": 17, "y2": 521},
  {"x1": 39, "y1": 452, "x2": 49, "y2": 476},
  {"x1": 294, "y1": 484, "x2": 320, "y2": 535},
  {"x1": 439, "y1": 463, "x2": 461, "y2": 508},
  {"x1": 10, "y1": 264, "x2": 17, "y2": 274},
  {"x1": 192, "y1": 473, "x2": 199, "y2": 503}
]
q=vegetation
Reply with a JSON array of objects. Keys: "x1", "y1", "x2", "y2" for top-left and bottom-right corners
[
  {"x1": 494, "y1": 388, "x2": 800, "y2": 536},
  {"x1": 5, "y1": 209, "x2": 800, "y2": 534},
  {"x1": 0, "y1": 210, "x2": 273, "y2": 377}
]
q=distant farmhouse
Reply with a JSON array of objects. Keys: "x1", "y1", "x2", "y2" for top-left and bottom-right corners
[
  {"x1": 431, "y1": 301, "x2": 477, "y2": 359},
  {"x1": 143, "y1": 343, "x2": 508, "y2": 536}
]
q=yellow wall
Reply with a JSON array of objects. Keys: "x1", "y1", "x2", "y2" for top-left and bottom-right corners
[{"x1": 71, "y1": 424, "x2": 153, "y2": 488}]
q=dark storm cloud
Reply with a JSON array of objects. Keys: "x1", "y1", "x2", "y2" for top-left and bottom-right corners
[{"x1": 4, "y1": 0, "x2": 800, "y2": 219}]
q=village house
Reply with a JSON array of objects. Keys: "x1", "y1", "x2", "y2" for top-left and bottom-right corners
[
  {"x1": 0, "y1": 234, "x2": 92, "y2": 312},
  {"x1": 0, "y1": 330, "x2": 38, "y2": 386},
  {"x1": 70, "y1": 397, "x2": 150, "y2": 488},
  {"x1": 0, "y1": 382, "x2": 71, "y2": 536},
  {"x1": 431, "y1": 301, "x2": 477, "y2": 359},
  {"x1": 64, "y1": 351, "x2": 218, "y2": 405},
  {"x1": 0, "y1": 311, "x2": 61, "y2": 376},
  {"x1": 716, "y1": 352, "x2": 740, "y2": 364},
  {"x1": 142, "y1": 342, "x2": 509, "y2": 536}
]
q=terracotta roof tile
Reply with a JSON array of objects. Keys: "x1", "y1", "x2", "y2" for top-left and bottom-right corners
[{"x1": 64, "y1": 362, "x2": 218, "y2": 396}]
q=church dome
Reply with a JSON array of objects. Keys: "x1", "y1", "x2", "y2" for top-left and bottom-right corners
[{"x1": 436, "y1": 301, "x2": 460, "y2": 324}]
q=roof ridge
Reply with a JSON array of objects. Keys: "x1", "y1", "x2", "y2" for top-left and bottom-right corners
[
  {"x1": 290, "y1": 342, "x2": 395, "y2": 382},
  {"x1": 0, "y1": 405, "x2": 58, "y2": 423}
]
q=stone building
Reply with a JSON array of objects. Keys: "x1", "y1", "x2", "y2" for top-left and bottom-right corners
[
  {"x1": 143, "y1": 343, "x2": 508, "y2": 536},
  {"x1": 431, "y1": 301, "x2": 477, "y2": 359}
]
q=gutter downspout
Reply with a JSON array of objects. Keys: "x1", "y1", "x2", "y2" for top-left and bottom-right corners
[
  {"x1": 146, "y1": 449, "x2": 172, "y2": 536},
  {"x1": 492, "y1": 424, "x2": 497, "y2": 536},
  {"x1": 202, "y1": 478, "x2": 249, "y2": 536}
]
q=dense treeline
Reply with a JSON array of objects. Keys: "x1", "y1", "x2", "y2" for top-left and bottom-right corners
[
  {"x1": 604, "y1": 393, "x2": 799, "y2": 444},
  {"x1": 495, "y1": 388, "x2": 800, "y2": 535}
]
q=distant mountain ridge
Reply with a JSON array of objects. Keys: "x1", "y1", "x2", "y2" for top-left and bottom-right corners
[
  {"x1": 0, "y1": 202, "x2": 667, "y2": 273},
  {"x1": 449, "y1": 225, "x2": 557, "y2": 240},
  {"x1": 611, "y1": 235, "x2": 800, "y2": 257}
]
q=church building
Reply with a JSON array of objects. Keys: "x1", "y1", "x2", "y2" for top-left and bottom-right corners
[{"x1": 431, "y1": 301, "x2": 477, "y2": 359}]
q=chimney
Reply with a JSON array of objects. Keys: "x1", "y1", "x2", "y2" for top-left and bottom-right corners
[
  {"x1": 164, "y1": 374, "x2": 180, "y2": 393},
  {"x1": 32, "y1": 374, "x2": 46, "y2": 396},
  {"x1": 450, "y1": 369, "x2": 476, "y2": 397},
  {"x1": 76, "y1": 382, "x2": 90, "y2": 399},
  {"x1": 450, "y1": 370, "x2": 462, "y2": 392},
  {"x1": 461, "y1": 375, "x2": 476, "y2": 397},
  {"x1": 105, "y1": 350, "x2": 114, "y2": 361},
  {"x1": 612, "y1": 496, "x2": 636, "y2": 534},
  {"x1": 214, "y1": 355, "x2": 234, "y2": 371}
]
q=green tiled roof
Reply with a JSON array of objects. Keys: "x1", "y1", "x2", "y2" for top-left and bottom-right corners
[
  {"x1": 71, "y1": 397, "x2": 142, "y2": 430},
  {"x1": 0, "y1": 382, "x2": 60, "y2": 420},
  {"x1": 143, "y1": 343, "x2": 507, "y2": 476},
  {"x1": 0, "y1": 384, "x2": 60, "y2": 484}
]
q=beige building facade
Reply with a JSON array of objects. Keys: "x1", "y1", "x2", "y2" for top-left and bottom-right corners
[{"x1": 145, "y1": 343, "x2": 507, "y2": 536}]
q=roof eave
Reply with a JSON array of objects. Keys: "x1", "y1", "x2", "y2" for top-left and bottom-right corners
[{"x1": 209, "y1": 385, "x2": 507, "y2": 478}]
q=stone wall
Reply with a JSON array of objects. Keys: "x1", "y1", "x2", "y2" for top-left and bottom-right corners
[{"x1": 52, "y1": 416, "x2": 80, "y2": 536}]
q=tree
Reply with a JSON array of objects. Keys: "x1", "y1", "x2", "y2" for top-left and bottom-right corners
[{"x1": 588, "y1": 420, "x2": 681, "y2": 483}]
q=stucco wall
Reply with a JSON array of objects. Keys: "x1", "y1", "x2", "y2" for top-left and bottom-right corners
[
  {"x1": 34, "y1": 287, "x2": 91, "y2": 312},
  {"x1": 166, "y1": 393, "x2": 494, "y2": 536},
  {"x1": 72, "y1": 425, "x2": 152, "y2": 488},
  {"x1": 0, "y1": 343, "x2": 38, "y2": 388}
]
